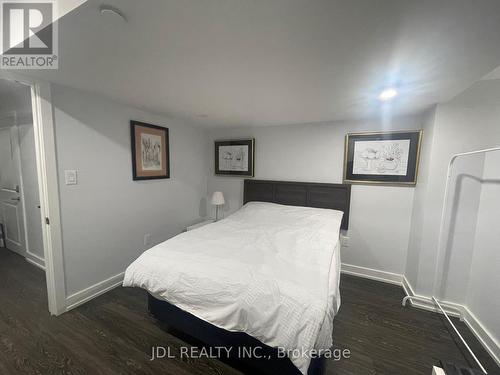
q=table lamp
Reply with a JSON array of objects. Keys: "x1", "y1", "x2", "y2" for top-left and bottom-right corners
[{"x1": 211, "y1": 191, "x2": 225, "y2": 221}]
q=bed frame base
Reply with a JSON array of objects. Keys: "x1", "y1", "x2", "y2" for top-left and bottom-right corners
[{"x1": 148, "y1": 294, "x2": 325, "y2": 375}]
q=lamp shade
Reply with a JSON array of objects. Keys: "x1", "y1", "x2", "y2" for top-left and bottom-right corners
[{"x1": 211, "y1": 191, "x2": 225, "y2": 205}]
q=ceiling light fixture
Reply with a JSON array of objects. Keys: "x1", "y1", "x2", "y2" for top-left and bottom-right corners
[
  {"x1": 99, "y1": 5, "x2": 127, "y2": 22},
  {"x1": 378, "y1": 88, "x2": 398, "y2": 101}
]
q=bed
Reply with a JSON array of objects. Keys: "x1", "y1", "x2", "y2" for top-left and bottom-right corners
[{"x1": 123, "y1": 179, "x2": 351, "y2": 375}]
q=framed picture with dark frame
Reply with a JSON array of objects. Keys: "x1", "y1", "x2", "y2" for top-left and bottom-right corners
[
  {"x1": 130, "y1": 120, "x2": 170, "y2": 180},
  {"x1": 344, "y1": 130, "x2": 423, "y2": 186},
  {"x1": 215, "y1": 139, "x2": 255, "y2": 177}
]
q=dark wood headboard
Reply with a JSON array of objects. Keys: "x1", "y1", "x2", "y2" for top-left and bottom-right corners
[{"x1": 243, "y1": 179, "x2": 351, "y2": 230}]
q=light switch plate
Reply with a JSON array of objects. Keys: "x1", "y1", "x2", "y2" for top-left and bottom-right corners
[{"x1": 64, "y1": 170, "x2": 78, "y2": 185}]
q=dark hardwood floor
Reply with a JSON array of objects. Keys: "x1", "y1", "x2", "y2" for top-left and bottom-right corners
[{"x1": 0, "y1": 247, "x2": 498, "y2": 375}]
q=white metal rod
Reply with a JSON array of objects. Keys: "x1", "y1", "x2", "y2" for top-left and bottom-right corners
[
  {"x1": 450, "y1": 147, "x2": 500, "y2": 161},
  {"x1": 432, "y1": 297, "x2": 488, "y2": 374}
]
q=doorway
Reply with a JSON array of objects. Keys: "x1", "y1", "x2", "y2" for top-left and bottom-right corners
[
  {"x1": 0, "y1": 80, "x2": 45, "y2": 269},
  {"x1": 0, "y1": 73, "x2": 66, "y2": 316}
]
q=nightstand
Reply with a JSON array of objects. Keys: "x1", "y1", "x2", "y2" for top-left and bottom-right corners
[{"x1": 186, "y1": 219, "x2": 215, "y2": 231}]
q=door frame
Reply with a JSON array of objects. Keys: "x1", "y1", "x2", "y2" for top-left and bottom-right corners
[{"x1": 0, "y1": 71, "x2": 66, "y2": 315}]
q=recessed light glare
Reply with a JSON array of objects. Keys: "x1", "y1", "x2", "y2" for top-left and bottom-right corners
[{"x1": 378, "y1": 88, "x2": 398, "y2": 101}]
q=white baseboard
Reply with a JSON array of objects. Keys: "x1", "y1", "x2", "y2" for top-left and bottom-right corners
[
  {"x1": 65, "y1": 272, "x2": 124, "y2": 312},
  {"x1": 462, "y1": 305, "x2": 500, "y2": 368},
  {"x1": 341, "y1": 263, "x2": 403, "y2": 286},
  {"x1": 402, "y1": 276, "x2": 463, "y2": 317},
  {"x1": 25, "y1": 256, "x2": 45, "y2": 271}
]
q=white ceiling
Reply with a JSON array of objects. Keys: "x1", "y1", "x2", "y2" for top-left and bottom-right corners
[
  {"x1": 23, "y1": 0, "x2": 500, "y2": 127},
  {"x1": 481, "y1": 65, "x2": 500, "y2": 81},
  {"x1": 449, "y1": 76, "x2": 500, "y2": 107}
]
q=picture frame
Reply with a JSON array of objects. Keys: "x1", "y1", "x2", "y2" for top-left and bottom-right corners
[
  {"x1": 215, "y1": 139, "x2": 255, "y2": 177},
  {"x1": 343, "y1": 130, "x2": 423, "y2": 186},
  {"x1": 130, "y1": 120, "x2": 170, "y2": 180}
]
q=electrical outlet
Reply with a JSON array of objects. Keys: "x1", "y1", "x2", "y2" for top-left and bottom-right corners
[
  {"x1": 340, "y1": 235, "x2": 350, "y2": 247},
  {"x1": 143, "y1": 234, "x2": 151, "y2": 246}
]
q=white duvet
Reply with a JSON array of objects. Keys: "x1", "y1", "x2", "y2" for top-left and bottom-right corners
[{"x1": 123, "y1": 202, "x2": 343, "y2": 374}]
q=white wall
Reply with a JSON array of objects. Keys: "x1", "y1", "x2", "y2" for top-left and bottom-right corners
[
  {"x1": 405, "y1": 79, "x2": 500, "y2": 362},
  {"x1": 207, "y1": 115, "x2": 424, "y2": 275},
  {"x1": 407, "y1": 117, "x2": 485, "y2": 303},
  {"x1": 405, "y1": 108, "x2": 436, "y2": 287},
  {"x1": 407, "y1": 95, "x2": 500, "y2": 298},
  {"x1": 438, "y1": 155, "x2": 484, "y2": 302},
  {"x1": 467, "y1": 151, "x2": 500, "y2": 347},
  {"x1": 51, "y1": 85, "x2": 208, "y2": 296}
]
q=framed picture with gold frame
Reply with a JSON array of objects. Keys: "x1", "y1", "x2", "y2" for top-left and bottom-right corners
[
  {"x1": 343, "y1": 130, "x2": 422, "y2": 186},
  {"x1": 130, "y1": 120, "x2": 170, "y2": 180}
]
